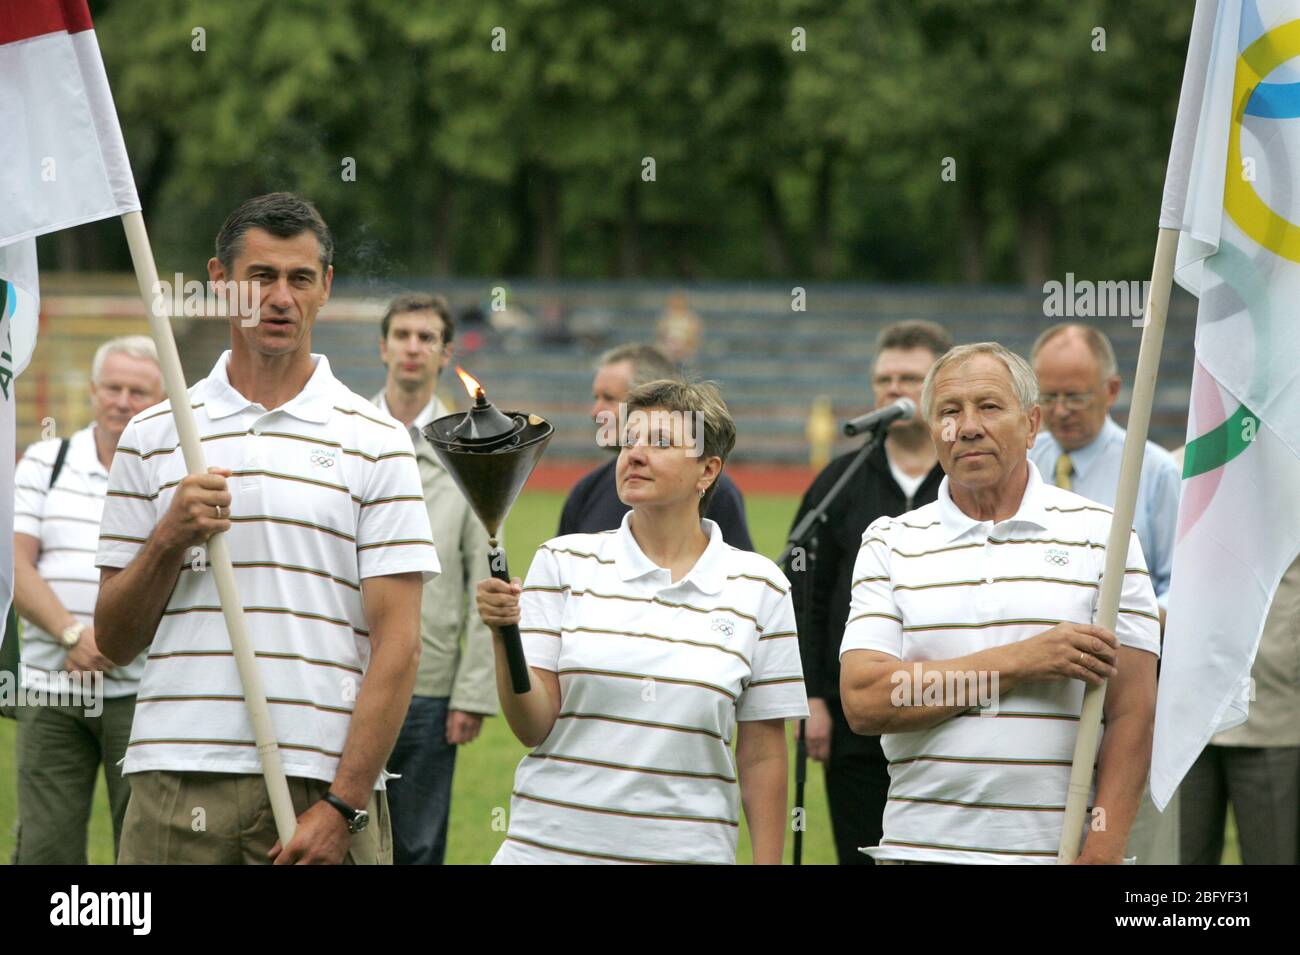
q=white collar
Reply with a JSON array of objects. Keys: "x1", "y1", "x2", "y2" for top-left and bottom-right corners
[
  {"x1": 937, "y1": 459, "x2": 1051, "y2": 542},
  {"x1": 374, "y1": 389, "x2": 445, "y2": 431},
  {"x1": 199, "y1": 350, "x2": 336, "y2": 424},
  {"x1": 613, "y1": 510, "x2": 727, "y2": 595},
  {"x1": 73, "y1": 424, "x2": 108, "y2": 477}
]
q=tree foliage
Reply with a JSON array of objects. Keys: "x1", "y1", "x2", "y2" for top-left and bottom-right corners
[{"x1": 47, "y1": 0, "x2": 1194, "y2": 285}]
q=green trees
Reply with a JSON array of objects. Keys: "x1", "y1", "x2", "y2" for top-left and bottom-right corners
[{"x1": 48, "y1": 0, "x2": 1193, "y2": 285}]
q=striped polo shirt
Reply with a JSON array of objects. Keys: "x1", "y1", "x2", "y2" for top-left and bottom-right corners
[
  {"x1": 14, "y1": 425, "x2": 144, "y2": 697},
  {"x1": 840, "y1": 460, "x2": 1161, "y2": 864},
  {"x1": 494, "y1": 513, "x2": 808, "y2": 865},
  {"x1": 95, "y1": 351, "x2": 439, "y2": 786}
]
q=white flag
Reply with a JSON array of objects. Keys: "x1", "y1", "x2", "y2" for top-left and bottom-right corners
[
  {"x1": 0, "y1": 252, "x2": 39, "y2": 651},
  {"x1": 1152, "y1": 0, "x2": 1300, "y2": 808}
]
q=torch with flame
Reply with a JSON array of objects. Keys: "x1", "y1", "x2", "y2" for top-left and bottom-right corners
[
  {"x1": 422, "y1": 368, "x2": 553, "y2": 693},
  {"x1": 455, "y1": 367, "x2": 484, "y2": 401}
]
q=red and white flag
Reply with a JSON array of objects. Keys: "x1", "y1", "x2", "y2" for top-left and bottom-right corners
[
  {"x1": 0, "y1": 0, "x2": 140, "y2": 651},
  {"x1": 0, "y1": 0, "x2": 140, "y2": 243}
]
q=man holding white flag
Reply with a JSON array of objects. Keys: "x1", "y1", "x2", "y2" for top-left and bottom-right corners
[
  {"x1": 3, "y1": 0, "x2": 319, "y2": 857},
  {"x1": 95, "y1": 193, "x2": 439, "y2": 864},
  {"x1": 1152, "y1": 0, "x2": 1300, "y2": 813}
]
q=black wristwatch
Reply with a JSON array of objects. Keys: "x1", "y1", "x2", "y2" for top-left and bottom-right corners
[{"x1": 322, "y1": 792, "x2": 370, "y2": 834}]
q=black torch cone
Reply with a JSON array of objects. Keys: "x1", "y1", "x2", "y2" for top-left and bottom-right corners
[{"x1": 422, "y1": 370, "x2": 553, "y2": 693}]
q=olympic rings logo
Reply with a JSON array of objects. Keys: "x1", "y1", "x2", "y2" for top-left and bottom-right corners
[{"x1": 1226, "y1": 19, "x2": 1300, "y2": 262}]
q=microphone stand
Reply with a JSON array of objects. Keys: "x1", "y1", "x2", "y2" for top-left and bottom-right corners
[{"x1": 779, "y1": 421, "x2": 890, "y2": 866}]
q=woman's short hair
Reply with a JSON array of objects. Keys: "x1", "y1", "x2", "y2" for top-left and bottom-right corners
[
  {"x1": 920, "y1": 342, "x2": 1039, "y2": 418},
  {"x1": 624, "y1": 378, "x2": 737, "y2": 516}
]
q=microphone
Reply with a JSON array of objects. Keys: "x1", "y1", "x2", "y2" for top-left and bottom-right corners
[{"x1": 842, "y1": 397, "x2": 916, "y2": 437}]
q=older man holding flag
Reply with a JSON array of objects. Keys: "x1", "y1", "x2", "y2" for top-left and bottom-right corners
[{"x1": 840, "y1": 343, "x2": 1160, "y2": 864}]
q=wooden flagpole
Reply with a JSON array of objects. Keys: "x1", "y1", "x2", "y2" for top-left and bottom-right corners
[
  {"x1": 1057, "y1": 225, "x2": 1179, "y2": 862},
  {"x1": 120, "y1": 210, "x2": 297, "y2": 846}
]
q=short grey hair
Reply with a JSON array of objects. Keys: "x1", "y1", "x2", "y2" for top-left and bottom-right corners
[
  {"x1": 1030, "y1": 323, "x2": 1119, "y2": 380},
  {"x1": 91, "y1": 335, "x2": 160, "y2": 384},
  {"x1": 598, "y1": 343, "x2": 678, "y2": 388},
  {"x1": 921, "y1": 342, "x2": 1039, "y2": 418},
  {"x1": 216, "y1": 192, "x2": 333, "y2": 273}
]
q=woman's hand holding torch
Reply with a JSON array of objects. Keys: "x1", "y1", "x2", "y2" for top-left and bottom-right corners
[
  {"x1": 477, "y1": 575, "x2": 522, "y2": 630},
  {"x1": 476, "y1": 578, "x2": 560, "y2": 747}
]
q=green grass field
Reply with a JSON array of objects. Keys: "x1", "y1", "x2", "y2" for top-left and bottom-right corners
[
  {"x1": 0, "y1": 489, "x2": 839, "y2": 864},
  {"x1": 0, "y1": 488, "x2": 1236, "y2": 864}
]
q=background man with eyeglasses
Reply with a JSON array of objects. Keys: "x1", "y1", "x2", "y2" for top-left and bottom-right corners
[
  {"x1": 1029, "y1": 324, "x2": 1179, "y2": 623},
  {"x1": 1028, "y1": 322, "x2": 1181, "y2": 865},
  {"x1": 788, "y1": 320, "x2": 950, "y2": 864}
]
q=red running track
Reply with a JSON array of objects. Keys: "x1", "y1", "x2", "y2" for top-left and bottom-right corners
[{"x1": 529, "y1": 462, "x2": 817, "y2": 496}]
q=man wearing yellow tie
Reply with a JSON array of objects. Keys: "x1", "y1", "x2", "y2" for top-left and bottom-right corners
[{"x1": 1028, "y1": 322, "x2": 1182, "y2": 865}]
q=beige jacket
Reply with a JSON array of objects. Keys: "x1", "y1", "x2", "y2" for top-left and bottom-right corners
[
  {"x1": 375, "y1": 392, "x2": 498, "y2": 714},
  {"x1": 1213, "y1": 553, "x2": 1300, "y2": 747}
]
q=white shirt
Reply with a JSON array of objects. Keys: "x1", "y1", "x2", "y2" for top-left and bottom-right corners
[
  {"x1": 887, "y1": 452, "x2": 927, "y2": 506},
  {"x1": 95, "y1": 351, "x2": 440, "y2": 785},
  {"x1": 494, "y1": 513, "x2": 808, "y2": 864},
  {"x1": 373, "y1": 390, "x2": 440, "y2": 450},
  {"x1": 14, "y1": 425, "x2": 144, "y2": 697},
  {"x1": 841, "y1": 461, "x2": 1160, "y2": 864}
]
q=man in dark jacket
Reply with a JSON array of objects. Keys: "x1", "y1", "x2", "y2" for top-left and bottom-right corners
[{"x1": 788, "y1": 320, "x2": 951, "y2": 864}]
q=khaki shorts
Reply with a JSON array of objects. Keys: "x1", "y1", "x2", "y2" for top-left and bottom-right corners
[{"x1": 117, "y1": 771, "x2": 392, "y2": 865}]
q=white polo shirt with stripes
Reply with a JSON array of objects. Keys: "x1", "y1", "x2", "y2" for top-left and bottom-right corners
[
  {"x1": 95, "y1": 351, "x2": 439, "y2": 786},
  {"x1": 14, "y1": 424, "x2": 144, "y2": 697},
  {"x1": 495, "y1": 512, "x2": 809, "y2": 865},
  {"x1": 841, "y1": 460, "x2": 1161, "y2": 864}
]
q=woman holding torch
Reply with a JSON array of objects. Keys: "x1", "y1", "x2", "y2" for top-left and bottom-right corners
[{"x1": 477, "y1": 379, "x2": 807, "y2": 864}]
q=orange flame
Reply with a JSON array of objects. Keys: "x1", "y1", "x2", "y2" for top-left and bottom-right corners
[{"x1": 455, "y1": 366, "x2": 485, "y2": 400}]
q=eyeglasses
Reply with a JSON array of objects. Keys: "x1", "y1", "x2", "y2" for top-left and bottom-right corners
[{"x1": 1037, "y1": 392, "x2": 1096, "y2": 411}]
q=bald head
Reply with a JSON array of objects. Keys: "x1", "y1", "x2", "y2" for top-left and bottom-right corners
[{"x1": 1031, "y1": 325, "x2": 1121, "y2": 451}]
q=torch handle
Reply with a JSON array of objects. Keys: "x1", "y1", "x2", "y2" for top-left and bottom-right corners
[{"x1": 488, "y1": 547, "x2": 533, "y2": 694}]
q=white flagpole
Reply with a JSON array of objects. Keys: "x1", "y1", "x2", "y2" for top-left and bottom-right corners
[
  {"x1": 1057, "y1": 225, "x2": 1179, "y2": 862},
  {"x1": 120, "y1": 210, "x2": 297, "y2": 846}
]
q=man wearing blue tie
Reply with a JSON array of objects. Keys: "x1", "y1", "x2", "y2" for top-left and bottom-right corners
[{"x1": 1028, "y1": 322, "x2": 1182, "y2": 864}]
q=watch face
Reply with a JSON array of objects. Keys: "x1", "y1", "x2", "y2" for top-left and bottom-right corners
[{"x1": 352, "y1": 810, "x2": 370, "y2": 834}]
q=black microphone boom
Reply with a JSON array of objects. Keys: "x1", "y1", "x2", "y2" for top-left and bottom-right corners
[{"x1": 842, "y1": 397, "x2": 916, "y2": 437}]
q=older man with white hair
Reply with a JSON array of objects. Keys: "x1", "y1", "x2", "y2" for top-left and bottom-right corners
[
  {"x1": 11, "y1": 335, "x2": 164, "y2": 864},
  {"x1": 839, "y1": 343, "x2": 1160, "y2": 864}
]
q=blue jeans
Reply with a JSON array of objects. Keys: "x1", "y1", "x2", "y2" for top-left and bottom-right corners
[{"x1": 386, "y1": 696, "x2": 457, "y2": 865}]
